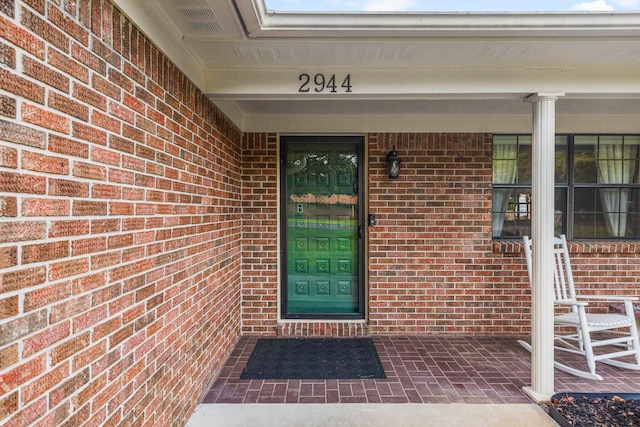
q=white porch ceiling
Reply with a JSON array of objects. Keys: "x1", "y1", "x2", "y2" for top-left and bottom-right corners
[{"x1": 112, "y1": 0, "x2": 640, "y2": 133}]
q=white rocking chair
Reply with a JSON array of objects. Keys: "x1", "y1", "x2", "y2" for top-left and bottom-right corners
[{"x1": 519, "y1": 234, "x2": 640, "y2": 380}]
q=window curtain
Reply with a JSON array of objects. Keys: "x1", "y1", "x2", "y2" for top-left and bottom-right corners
[
  {"x1": 492, "y1": 142, "x2": 518, "y2": 236},
  {"x1": 596, "y1": 139, "x2": 638, "y2": 237}
]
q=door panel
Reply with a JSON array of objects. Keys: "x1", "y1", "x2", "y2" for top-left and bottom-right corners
[{"x1": 281, "y1": 136, "x2": 363, "y2": 318}]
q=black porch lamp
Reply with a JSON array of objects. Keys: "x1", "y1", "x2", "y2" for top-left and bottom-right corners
[{"x1": 386, "y1": 146, "x2": 402, "y2": 179}]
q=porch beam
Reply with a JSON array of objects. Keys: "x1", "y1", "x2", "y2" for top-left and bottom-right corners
[
  {"x1": 203, "y1": 68, "x2": 640, "y2": 99},
  {"x1": 524, "y1": 92, "x2": 564, "y2": 403}
]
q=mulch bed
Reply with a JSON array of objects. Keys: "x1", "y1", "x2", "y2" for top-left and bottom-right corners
[{"x1": 550, "y1": 394, "x2": 640, "y2": 427}]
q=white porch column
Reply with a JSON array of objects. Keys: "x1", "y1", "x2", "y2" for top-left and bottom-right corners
[{"x1": 523, "y1": 93, "x2": 564, "y2": 403}]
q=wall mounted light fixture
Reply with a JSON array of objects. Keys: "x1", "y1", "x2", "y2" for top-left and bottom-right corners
[{"x1": 386, "y1": 146, "x2": 402, "y2": 179}]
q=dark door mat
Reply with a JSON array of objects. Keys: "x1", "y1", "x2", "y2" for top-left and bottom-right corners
[{"x1": 240, "y1": 338, "x2": 387, "y2": 380}]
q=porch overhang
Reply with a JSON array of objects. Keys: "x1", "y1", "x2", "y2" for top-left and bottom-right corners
[{"x1": 112, "y1": 0, "x2": 640, "y2": 133}]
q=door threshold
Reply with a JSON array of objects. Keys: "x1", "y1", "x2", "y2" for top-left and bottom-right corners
[{"x1": 277, "y1": 320, "x2": 369, "y2": 337}]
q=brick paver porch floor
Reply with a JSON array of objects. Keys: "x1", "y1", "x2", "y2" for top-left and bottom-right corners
[{"x1": 202, "y1": 335, "x2": 640, "y2": 404}]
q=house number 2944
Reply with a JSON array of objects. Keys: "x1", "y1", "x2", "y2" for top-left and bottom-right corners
[{"x1": 298, "y1": 73, "x2": 352, "y2": 93}]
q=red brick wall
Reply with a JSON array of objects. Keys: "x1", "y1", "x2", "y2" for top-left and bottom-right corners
[
  {"x1": 557, "y1": 241, "x2": 640, "y2": 310},
  {"x1": 241, "y1": 133, "x2": 640, "y2": 337},
  {"x1": 1, "y1": 1, "x2": 242, "y2": 425},
  {"x1": 367, "y1": 133, "x2": 517, "y2": 334},
  {"x1": 241, "y1": 133, "x2": 278, "y2": 334}
]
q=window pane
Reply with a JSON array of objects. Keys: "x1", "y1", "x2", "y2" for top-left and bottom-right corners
[
  {"x1": 574, "y1": 136, "x2": 597, "y2": 183},
  {"x1": 493, "y1": 135, "x2": 533, "y2": 184},
  {"x1": 492, "y1": 188, "x2": 531, "y2": 238},
  {"x1": 573, "y1": 187, "x2": 638, "y2": 238},
  {"x1": 573, "y1": 188, "x2": 597, "y2": 238},
  {"x1": 492, "y1": 188, "x2": 566, "y2": 238},
  {"x1": 627, "y1": 187, "x2": 639, "y2": 238},
  {"x1": 597, "y1": 188, "x2": 638, "y2": 237},
  {"x1": 574, "y1": 187, "x2": 597, "y2": 212},
  {"x1": 597, "y1": 136, "x2": 625, "y2": 186},
  {"x1": 625, "y1": 136, "x2": 640, "y2": 184},
  {"x1": 493, "y1": 136, "x2": 518, "y2": 184},
  {"x1": 516, "y1": 136, "x2": 531, "y2": 184},
  {"x1": 555, "y1": 136, "x2": 568, "y2": 183},
  {"x1": 574, "y1": 213, "x2": 596, "y2": 238},
  {"x1": 593, "y1": 135, "x2": 639, "y2": 186},
  {"x1": 555, "y1": 187, "x2": 567, "y2": 236}
]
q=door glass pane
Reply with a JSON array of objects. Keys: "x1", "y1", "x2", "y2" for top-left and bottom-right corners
[{"x1": 284, "y1": 141, "x2": 359, "y2": 316}]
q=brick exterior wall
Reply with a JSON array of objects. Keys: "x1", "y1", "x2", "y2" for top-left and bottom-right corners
[
  {"x1": 239, "y1": 133, "x2": 521, "y2": 336},
  {"x1": 2, "y1": 0, "x2": 640, "y2": 425},
  {"x1": 367, "y1": 133, "x2": 513, "y2": 334},
  {"x1": 241, "y1": 133, "x2": 278, "y2": 334},
  {"x1": 1, "y1": 1, "x2": 242, "y2": 425},
  {"x1": 241, "y1": 133, "x2": 640, "y2": 336}
]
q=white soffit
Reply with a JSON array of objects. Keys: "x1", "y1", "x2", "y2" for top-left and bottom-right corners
[{"x1": 112, "y1": 0, "x2": 640, "y2": 133}]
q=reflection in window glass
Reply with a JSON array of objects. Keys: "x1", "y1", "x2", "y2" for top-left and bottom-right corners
[
  {"x1": 492, "y1": 188, "x2": 530, "y2": 237},
  {"x1": 574, "y1": 136, "x2": 598, "y2": 184},
  {"x1": 575, "y1": 185, "x2": 640, "y2": 238},
  {"x1": 492, "y1": 188, "x2": 565, "y2": 238},
  {"x1": 574, "y1": 188, "x2": 605, "y2": 238},
  {"x1": 555, "y1": 136, "x2": 568, "y2": 183},
  {"x1": 516, "y1": 137, "x2": 532, "y2": 185},
  {"x1": 554, "y1": 188, "x2": 566, "y2": 237}
]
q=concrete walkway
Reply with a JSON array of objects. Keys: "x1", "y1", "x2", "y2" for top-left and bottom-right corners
[{"x1": 186, "y1": 403, "x2": 559, "y2": 427}]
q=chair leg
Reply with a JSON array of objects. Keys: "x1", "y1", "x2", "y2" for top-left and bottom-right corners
[
  {"x1": 630, "y1": 328, "x2": 640, "y2": 366},
  {"x1": 624, "y1": 301, "x2": 640, "y2": 365},
  {"x1": 576, "y1": 325, "x2": 585, "y2": 352},
  {"x1": 576, "y1": 309, "x2": 598, "y2": 376},
  {"x1": 581, "y1": 333, "x2": 597, "y2": 376}
]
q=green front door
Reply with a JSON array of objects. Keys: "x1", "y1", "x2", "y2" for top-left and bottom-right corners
[{"x1": 281, "y1": 136, "x2": 364, "y2": 319}]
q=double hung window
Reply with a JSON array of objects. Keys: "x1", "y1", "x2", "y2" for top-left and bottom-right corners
[{"x1": 492, "y1": 135, "x2": 640, "y2": 240}]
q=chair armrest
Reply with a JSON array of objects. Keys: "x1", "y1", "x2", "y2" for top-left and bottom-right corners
[
  {"x1": 555, "y1": 300, "x2": 588, "y2": 307},
  {"x1": 577, "y1": 296, "x2": 639, "y2": 302}
]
